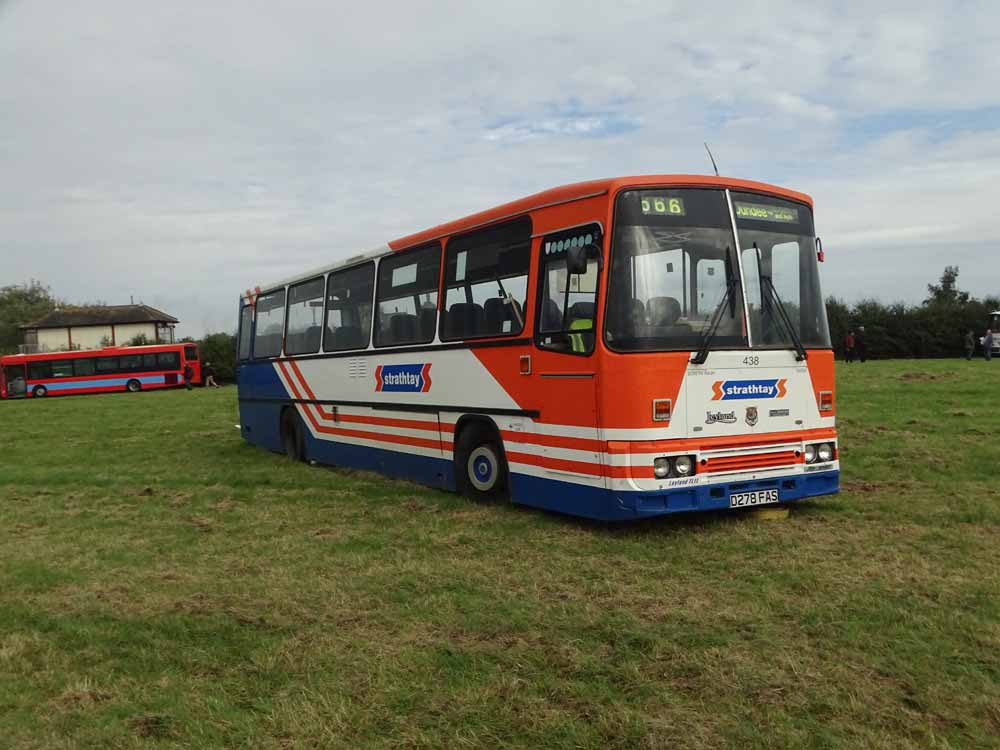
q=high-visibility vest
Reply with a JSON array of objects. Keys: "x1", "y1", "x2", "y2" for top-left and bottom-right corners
[{"x1": 568, "y1": 318, "x2": 593, "y2": 353}]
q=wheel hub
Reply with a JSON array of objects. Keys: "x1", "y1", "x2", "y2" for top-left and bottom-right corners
[{"x1": 468, "y1": 446, "x2": 498, "y2": 492}]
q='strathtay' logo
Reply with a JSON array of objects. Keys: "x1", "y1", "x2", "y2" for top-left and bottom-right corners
[
  {"x1": 712, "y1": 378, "x2": 787, "y2": 400},
  {"x1": 375, "y1": 364, "x2": 432, "y2": 393}
]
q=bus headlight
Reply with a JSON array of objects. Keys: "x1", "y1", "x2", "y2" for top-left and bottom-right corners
[
  {"x1": 817, "y1": 443, "x2": 834, "y2": 462},
  {"x1": 673, "y1": 455, "x2": 694, "y2": 476},
  {"x1": 804, "y1": 444, "x2": 817, "y2": 464},
  {"x1": 653, "y1": 458, "x2": 670, "y2": 478}
]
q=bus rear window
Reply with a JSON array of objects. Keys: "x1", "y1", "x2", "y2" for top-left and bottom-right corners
[
  {"x1": 184, "y1": 345, "x2": 198, "y2": 361},
  {"x1": 238, "y1": 305, "x2": 253, "y2": 360}
]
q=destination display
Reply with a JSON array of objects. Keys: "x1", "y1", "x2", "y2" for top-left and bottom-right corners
[
  {"x1": 733, "y1": 201, "x2": 798, "y2": 223},
  {"x1": 640, "y1": 196, "x2": 686, "y2": 216}
]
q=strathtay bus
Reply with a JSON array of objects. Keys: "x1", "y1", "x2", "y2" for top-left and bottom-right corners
[{"x1": 235, "y1": 175, "x2": 838, "y2": 521}]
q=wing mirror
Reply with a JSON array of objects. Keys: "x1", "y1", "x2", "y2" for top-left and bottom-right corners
[{"x1": 567, "y1": 242, "x2": 601, "y2": 275}]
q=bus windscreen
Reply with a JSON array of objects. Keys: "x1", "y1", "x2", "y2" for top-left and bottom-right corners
[{"x1": 605, "y1": 188, "x2": 746, "y2": 352}]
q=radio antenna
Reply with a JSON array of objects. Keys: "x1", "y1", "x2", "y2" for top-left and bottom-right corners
[{"x1": 704, "y1": 142, "x2": 720, "y2": 177}]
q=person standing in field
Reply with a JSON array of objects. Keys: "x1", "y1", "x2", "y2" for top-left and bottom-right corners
[
  {"x1": 183, "y1": 363, "x2": 194, "y2": 390},
  {"x1": 203, "y1": 362, "x2": 220, "y2": 388},
  {"x1": 843, "y1": 330, "x2": 856, "y2": 363},
  {"x1": 964, "y1": 330, "x2": 976, "y2": 361},
  {"x1": 984, "y1": 329, "x2": 995, "y2": 361},
  {"x1": 855, "y1": 325, "x2": 868, "y2": 362}
]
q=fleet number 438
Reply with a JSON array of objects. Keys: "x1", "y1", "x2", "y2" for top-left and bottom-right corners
[{"x1": 742, "y1": 356, "x2": 760, "y2": 366}]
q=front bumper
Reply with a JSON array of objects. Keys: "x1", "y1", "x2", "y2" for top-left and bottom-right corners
[{"x1": 616, "y1": 468, "x2": 839, "y2": 517}]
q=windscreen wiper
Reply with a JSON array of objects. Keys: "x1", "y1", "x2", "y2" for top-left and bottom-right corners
[
  {"x1": 691, "y1": 252, "x2": 738, "y2": 365},
  {"x1": 760, "y1": 274, "x2": 807, "y2": 361}
]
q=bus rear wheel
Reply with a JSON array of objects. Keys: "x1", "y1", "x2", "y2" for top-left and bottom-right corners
[
  {"x1": 281, "y1": 408, "x2": 306, "y2": 463},
  {"x1": 126, "y1": 379, "x2": 142, "y2": 393},
  {"x1": 455, "y1": 423, "x2": 508, "y2": 500},
  {"x1": 32, "y1": 385, "x2": 47, "y2": 398}
]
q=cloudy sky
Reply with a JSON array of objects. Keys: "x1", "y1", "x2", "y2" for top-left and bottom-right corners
[{"x1": 2, "y1": 0, "x2": 998, "y2": 337}]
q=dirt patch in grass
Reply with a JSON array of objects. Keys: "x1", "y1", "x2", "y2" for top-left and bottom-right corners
[
  {"x1": 188, "y1": 515, "x2": 215, "y2": 532},
  {"x1": 839, "y1": 479, "x2": 919, "y2": 494},
  {"x1": 129, "y1": 713, "x2": 174, "y2": 739},
  {"x1": 51, "y1": 679, "x2": 113, "y2": 712}
]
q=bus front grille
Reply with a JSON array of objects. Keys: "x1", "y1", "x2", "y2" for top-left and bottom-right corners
[{"x1": 703, "y1": 449, "x2": 800, "y2": 475}]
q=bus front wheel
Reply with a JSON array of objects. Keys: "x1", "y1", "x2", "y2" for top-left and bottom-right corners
[
  {"x1": 126, "y1": 379, "x2": 142, "y2": 393},
  {"x1": 455, "y1": 423, "x2": 508, "y2": 500},
  {"x1": 32, "y1": 385, "x2": 47, "y2": 398},
  {"x1": 281, "y1": 408, "x2": 306, "y2": 463}
]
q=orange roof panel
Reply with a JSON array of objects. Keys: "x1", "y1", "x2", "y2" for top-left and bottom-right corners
[{"x1": 388, "y1": 174, "x2": 813, "y2": 251}]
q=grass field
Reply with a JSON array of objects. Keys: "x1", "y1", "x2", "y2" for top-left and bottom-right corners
[{"x1": 1, "y1": 360, "x2": 998, "y2": 749}]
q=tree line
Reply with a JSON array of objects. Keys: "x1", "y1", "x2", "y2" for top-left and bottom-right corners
[{"x1": 825, "y1": 267, "x2": 999, "y2": 359}]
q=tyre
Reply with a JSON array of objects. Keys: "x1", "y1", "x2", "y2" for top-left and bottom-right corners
[
  {"x1": 126, "y1": 379, "x2": 142, "y2": 393},
  {"x1": 32, "y1": 385, "x2": 47, "y2": 398},
  {"x1": 455, "y1": 423, "x2": 508, "y2": 500},
  {"x1": 281, "y1": 408, "x2": 306, "y2": 462}
]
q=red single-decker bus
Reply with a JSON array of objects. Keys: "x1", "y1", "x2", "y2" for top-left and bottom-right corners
[{"x1": 1, "y1": 343, "x2": 201, "y2": 399}]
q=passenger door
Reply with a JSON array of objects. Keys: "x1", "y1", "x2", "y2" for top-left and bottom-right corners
[
  {"x1": 526, "y1": 225, "x2": 606, "y2": 493},
  {"x1": 3, "y1": 363, "x2": 26, "y2": 398}
]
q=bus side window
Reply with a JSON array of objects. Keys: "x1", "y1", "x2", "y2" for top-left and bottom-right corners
[
  {"x1": 120, "y1": 355, "x2": 143, "y2": 371},
  {"x1": 535, "y1": 224, "x2": 602, "y2": 355},
  {"x1": 285, "y1": 277, "x2": 326, "y2": 355},
  {"x1": 374, "y1": 244, "x2": 441, "y2": 347},
  {"x1": 325, "y1": 262, "x2": 375, "y2": 351},
  {"x1": 157, "y1": 352, "x2": 180, "y2": 370},
  {"x1": 253, "y1": 291, "x2": 286, "y2": 358},
  {"x1": 441, "y1": 217, "x2": 531, "y2": 340},
  {"x1": 96, "y1": 357, "x2": 118, "y2": 373},
  {"x1": 28, "y1": 361, "x2": 52, "y2": 380}
]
